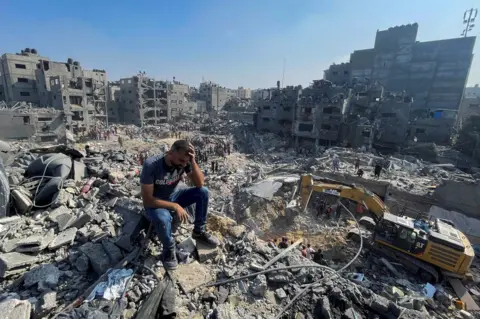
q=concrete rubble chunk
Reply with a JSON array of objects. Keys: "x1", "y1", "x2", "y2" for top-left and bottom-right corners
[
  {"x1": 55, "y1": 213, "x2": 75, "y2": 231},
  {"x1": 1, "y1": 238, "x2": 22, "y2": 253},
  {"x1": 0, "y1": 252, "x2": 38, "y2": 278},
  {"x1": 74, "y1": 253, "x2": 89, "y2": 272},
  {"x1": 249, "y1": 274, "x2": 267, "y2": 297},
  {"x1": 196, "y1": 240, "x2": 219, "y2": 262},
  {"x1": 315, "y1": 296, "x2": 333, "y2": 319},
  {"x1": 168, "y1": 261, "x2": 213, "y2": 293},
  {"x1": 342, "y1": 307, "x2": 360, "y2": 319},
  {"x1": 15, "y1": 230, "x2": 55, "y2": 253},
  {"x1": 275, "y1": 288, "x2": 287, "y2": 300},
  {"x1": 23, "y1": 264, "x2": 60, "y2": 289},
  {"x1": 39, "y1": 291, "x2": 57, "y2": 312},
  {"x1": 67, "y1": 213, "x2": 92, "y2": 229},
  {"x1": 0, "y1": 216, "x2": 21, "y2": 225},
  {"x1": 0, "y1": 298, "x2": 31, "y2": 319},
  {"x1": 48, "y1": 227, "x2": 77, "y2": 250},
  {"x1": 177, "y1": 237, "x2": 197, "y2": 254},
  {"x1": 79, "y1": 242, "x2": 114, "y2": 276}
]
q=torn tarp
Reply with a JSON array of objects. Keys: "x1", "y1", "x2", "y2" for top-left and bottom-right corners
[{"x1": 85, "y1": 268, "x2": 134, "y2": 302}]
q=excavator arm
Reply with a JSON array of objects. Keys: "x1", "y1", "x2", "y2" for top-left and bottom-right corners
[{"x1": 299, "y1": 174, "x2": 388, "y2": 222}]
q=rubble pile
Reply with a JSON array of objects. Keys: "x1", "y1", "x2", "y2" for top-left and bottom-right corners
[{"x1": 0, "y1": 118, "x2": 479, "y2": 319}]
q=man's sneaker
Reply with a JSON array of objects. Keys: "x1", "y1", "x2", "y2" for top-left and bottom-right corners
[
  {"x1": 192, "y1": 230, "x2": 221, "y2": 247},
  {"x1": 161, "y1": 246, "x2": 178, "y2": 270}
]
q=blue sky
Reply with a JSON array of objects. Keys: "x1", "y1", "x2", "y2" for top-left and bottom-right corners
[{"x1": 1, "y1": 0, "x2": 479, "y2": 89}]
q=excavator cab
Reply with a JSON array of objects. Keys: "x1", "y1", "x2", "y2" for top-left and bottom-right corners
[{"x1": 375, "y1": 213, "x2": 429, "y2": 255}]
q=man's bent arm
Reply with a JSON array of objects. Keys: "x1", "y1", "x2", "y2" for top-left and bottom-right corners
[
  {"x1": 187, "y1": 160, "x2": 204, "y2": 187},
  {"x1": 141, "y1": 184, "x2": 178, "y2": 210}
]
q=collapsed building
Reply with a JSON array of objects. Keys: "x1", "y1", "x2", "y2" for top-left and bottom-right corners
[{"x1": 0, "y1": 102, "x2": 67, "y2": 142}]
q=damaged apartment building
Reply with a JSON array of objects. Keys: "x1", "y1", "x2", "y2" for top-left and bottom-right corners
[
  {"x1": 255, "y1": 81, "x2": 301, "y2": 137},
  {"x1": 0, "y1": 48, "x2": 108, "y2": 133},
  {"x1": 116, "y1": 74, "x2": 201, "y2": 126},
  {"x1": 324, "y1": 23, "x2": 476, "y2": 145},
  {"x1": 199, "y1": 81, "x2": 237, "y2": 112},
  {"x1": 293, "y1": 80, "x2": 349, "y2": 149}
]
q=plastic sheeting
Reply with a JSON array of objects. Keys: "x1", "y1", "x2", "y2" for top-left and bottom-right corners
[
  {"x1": 85, "y1": 268, "x2": 134, "y2": 301},
  {"x1": 25, "y1": 153, "x2": 72, "y2": 207},
  {"x1": 246, "y1": 179, "x2": 283, "y2": 200}
]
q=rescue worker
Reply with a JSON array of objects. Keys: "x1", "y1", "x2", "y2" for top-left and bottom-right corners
[
  {"x1": 354, "y1": 157, "x2": 360, "y2": 172},
  {"x1": 374, "y1": 163, "x2": 382, "y2": 179}
]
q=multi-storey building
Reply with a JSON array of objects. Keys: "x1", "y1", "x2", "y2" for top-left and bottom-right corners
[
  {"x1": 457, "y1": 85, "x2": 480, "y2": 129},
  {"x1": 117, "y1": 74, "x2": 168, "y2": 126},
  {"x1": 324, "y1": 24, "x2": 476, "y2": 144},
  {"x1": 237, "y1": 87, "x2": 252, "y2": 99},
  {"x1": 256, "y1": 81, "x2": 301, "y2": 136},
  {"x1": 293, "y1": 80, "x2": 349, "y2": 149},
  {"x1": 0, "y1": 48, "x2": 108, "y2": 130},
  {"x1": 199, "y1": 81, "x2": 236, "y2": 112}
]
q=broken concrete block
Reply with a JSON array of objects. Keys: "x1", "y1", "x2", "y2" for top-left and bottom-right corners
[
  {"x1": 0, "y1": 298, "x2": 31, "y2": 319},
  {"x1": 23, "y1": 264, "x2": 60, "y2": 289},
  {"x1": 0, "y1": 252, "x2": 38, "y2": 278},
  {"x1": 169, "y1": 261, "x2": 213, "y2": 293},
  {"x1": 315, "y1": 296, "x2": 333, "y2": 319},
  {"x1": 249, "y1": 274, "x2": 267, "y2": 297},
  {"x1": 39, "y1": 291, "x2": 57, "y2": 312},
  {"x1": 196, "y1": 241, "x2": 219, "y2": 262},
  {"x1": 343, "y1": 307, "x2": 360, "y2": 319},
  {"x1": 67, "y1": 213, "x2": 92, "y2": 229},
  {"x1": 100, "y1": 240, "x2": 123, "y2": 265},
  {"x1": 15, "y1": 230, "x2": 55, "y2": 253},
  {"x1": 275, "y1": 288, "x2": 287, "y2": 300},
  {"x1": 48, "y1": 227, "x2": 77, "y2": 250},
  {"x1": 74, "y1": 253, "x2": 89, "y2": 273},
  {"x1": 79, "y1": 242, "x2": 111, "y2": 276},
  {"x1": 56, "y1": 213, "x2": 75, "y2": 231},
  {"x1": 47, "y1": 205, "x2": 72, "y2": 221},
  {"x1": 0, "y1": 216, "x2": 21, "y2": 225},
  {"x1": 1, "y1": 238, "x2": 22, "y2": 253},
  {"x1": 177, "y1": 237, "x2": 197, "y2": 254}
]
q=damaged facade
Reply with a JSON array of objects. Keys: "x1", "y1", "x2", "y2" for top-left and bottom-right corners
[
  {"x1": 324, "y1": 23, "x2": 476, "y2": 144},
  {"x1": 0, "y1": 48, "x2": 108, "y2": 131}
]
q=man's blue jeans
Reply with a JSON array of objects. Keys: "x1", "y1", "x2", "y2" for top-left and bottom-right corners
[{"x1": 145, "y1": 186, "x2": 209, "y2": 252}]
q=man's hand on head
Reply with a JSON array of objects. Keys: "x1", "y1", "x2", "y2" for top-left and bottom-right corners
[{"x1": 187, "y1": 143, "x2": 196, "y2": 163}]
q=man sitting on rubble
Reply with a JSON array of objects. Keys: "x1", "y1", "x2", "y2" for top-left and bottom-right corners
[{"x1": 140, "y1": 140, "x2": 220, "y2": 270}]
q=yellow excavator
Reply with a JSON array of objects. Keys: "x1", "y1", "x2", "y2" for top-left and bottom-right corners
[{"x1": 299, "y1": 174, "x2": 474, "y2": 282}]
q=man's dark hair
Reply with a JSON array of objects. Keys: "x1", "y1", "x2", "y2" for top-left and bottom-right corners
[{"x1": 171, "y1": 140, "x2": 189, "y2": 153}]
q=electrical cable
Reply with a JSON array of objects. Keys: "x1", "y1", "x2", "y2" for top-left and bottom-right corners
[{"x1": 274, "y1": 197, "x2": 364, "y2": 319}]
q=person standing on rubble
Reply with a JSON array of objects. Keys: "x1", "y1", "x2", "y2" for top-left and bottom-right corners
[
  {"x1": 118, "y1": 135, "x2": 124, "y2": 148},
  {"x1": 354, "y1": 157, "x2": 360, "y2": 173},
  {"x1": 374, "y1": 163, "x2": 382, "y2": 179},
  {"x1": 316, "y1": 199, "x2": 326, "y2": 218},
  {"x1": 140, "y1": 140, "x2": 220, "y2": 270},
  {"x1": 332, "y1": 156, "x2": 340, "y2": 172}
]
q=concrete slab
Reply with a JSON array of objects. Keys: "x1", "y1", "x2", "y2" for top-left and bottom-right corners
[
  {"x1": 1, "y1": 238, "x2": 22, "y2": 253},
  {"x1": 0, "y1": 298, "x2": 31, "y2": 319},
  {"x1": 16, "y1": 231, "x2": 55, "y2": 253},
  {"x1": 56, "y1": 213, "x2": 75, "y2": 231},
  {"x1": 169, "y1": 261, "x2": 213, "y2": 293},
  {"x1": 47, "y1": 206, "x2": 72, "y2": 221},
  {"x1": 449, "y1": 278, "x2": 480, "y2": 311},
  {"x1": 67, "y1": 213, "x2": 92, "y2": 229},
  {"x1": 0, "y1": 216, "x2": 21, "y2": 225},
  {"x1": 79, "y1": 242, "x2": 111, "y2": 276},
  {"x1": 0, "y1": 252, "x2": 38, "y2": 278},
  {"x1": 48, "y1": 227, "x2": 77, "y2": 250},
  {"x1": 196, "y1": 241, "x2": 219, "y2": 262}
]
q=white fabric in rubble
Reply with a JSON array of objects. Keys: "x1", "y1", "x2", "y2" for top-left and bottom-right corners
[{"x1": 85, "y1": 268, "x2": 134, "y2": 302}]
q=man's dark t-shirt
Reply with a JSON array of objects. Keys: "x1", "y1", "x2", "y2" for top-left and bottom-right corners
[{"x1": 140, "y1": 154, "x2": 192, "y2": 203}]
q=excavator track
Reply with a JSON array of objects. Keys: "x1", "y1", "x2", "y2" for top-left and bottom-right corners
[{"x1": 372, "y1": 243, "x2": 439, "y2": 283}]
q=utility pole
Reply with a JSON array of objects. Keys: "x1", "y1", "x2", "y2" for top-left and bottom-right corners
[{"x1": 462, "y1": 8, "x2": 477, "y2": 37}]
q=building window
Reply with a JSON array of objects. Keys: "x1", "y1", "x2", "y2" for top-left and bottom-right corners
[
  {"x1": 128, "y1": 90, "x2": 132, "y2": 94},
  {"x1": 415, "y1": 128, "x2": 425, "y2": 134},
  {"x1": 332, "y1": 71, "x2": 338, "y2": 76},
  {"x1": 469, "y1": 103, "x2": 480, "y2": 108},
  {"x1": 23, "y1": 116, "x2": 30, "y2": 124},
  {"x1": 15, "y1": 64, "x2": 27, "y2": 69},
  {"x1": 20, "y1": 92, "x2": 30, "y2": 97},
  {"x1": 53, "y1": 95, "x2": 56, "y2": 100},
  {"x1": 17, "y1": 78, "x2": 28, "y2": 83},
  {"x1": 344, "y1": 71, "x2": 349, "y2": 75},
  {"x1": 321, "y1": 124, "x2": 331, "y2": 130},
  {"x1": 179, "y1": 100, "x2": 182, "y2": 104},
  {"x1": 129, "y1": 100, "x2": 133, "y2": 104}
]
